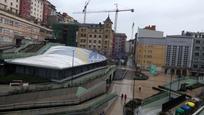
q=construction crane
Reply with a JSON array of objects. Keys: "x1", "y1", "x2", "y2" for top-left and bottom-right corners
[
  {"x1": 82, "y1": 0, "x2": 91, "y2": 23},
  {"x1": 74, "y1": 4, "x2": 134, "y2": 32}
]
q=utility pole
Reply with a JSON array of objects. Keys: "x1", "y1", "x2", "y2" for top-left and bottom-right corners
[
  {"x1": 71, "y1": 49, "x2": 75, "y2": 86},
  {"x1": 132, "y1": 78, "x2": 136, "y2": 114},
  {"x1": 169, "y1": 69, "x2": 173, "y2": 100}
]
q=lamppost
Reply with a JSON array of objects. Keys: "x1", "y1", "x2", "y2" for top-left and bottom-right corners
[
  {"x1": 132, "y1": 78, "x2": 136, "y2": 115},
  {"x1": 196, "y1": 69, "x2": 200, "y2": 83},
  {"x1": 71, "y1": 49, "x2": 75, "y2": 86},
  {"x1": 169, "y1": 69, "x2": 173, "y2": 101}
]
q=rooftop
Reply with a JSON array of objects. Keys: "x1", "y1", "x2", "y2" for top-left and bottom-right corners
[{"x1": 6, "y1": 46, "x2": 107, "y2": 69}]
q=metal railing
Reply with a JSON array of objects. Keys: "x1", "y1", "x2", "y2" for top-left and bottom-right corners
[{"x1": 143, "y1": 92, "x2": 169, "y2": 105}]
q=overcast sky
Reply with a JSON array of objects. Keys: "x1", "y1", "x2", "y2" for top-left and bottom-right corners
[{"x1": 49, "y1": 0, "x2": 204, "y2": 40}]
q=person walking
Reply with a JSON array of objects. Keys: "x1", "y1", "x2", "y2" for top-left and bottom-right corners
[
  {"x1": 139, "y1": 85, "x2": 142, "y2": 92},
  {"x1": 124, "y1": 94, "x2": 127, "y2": 101},
  {"x1": 121, "y1": 93, "x2": 124, "y2": 100}
]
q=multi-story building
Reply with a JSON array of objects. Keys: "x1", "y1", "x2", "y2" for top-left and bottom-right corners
[
  {"x1": 137, "y1": 25, "x2": 164, "y2": 38},
  {"x1": 136, "y1": 38, "x2": 166, "y2": 71},
  {"x1": 113, "y1": 33, "x2": 127, "y2": 59},
  {"x1": 62, "y1": 13, "x2": 75, "y2": 23},
  {"x1": 0, "y1": 0, "x2": 20, "y2": 14},
  {"x1": 19, "y1": 0, "x2": 44, "y2": 22},
  {"x1": 48, "y1": 12, "x2": 75, "y2": 26},
  {"x1": 30, "y1": 0, "x2": 44, "y2": 21},
  {"x1": 77, "y1": 16, "x2": 113, "y2": 57},
  {"x1": 0, "y1": 10, "x2": 52, "y2": 43},
  {"x1": 19, "y1": 0, "x2": 31, "y2": 20},
  {"x1": 43, "y1": 0, "x2": 55, "y2": 25},
  {"x1": 135, "y1": 26, "x2": 166, "y2": 71},
  {"x1": 181, "y1": 31, "x2": 204, "y2": 75},
  {"x1": 165, "y1": 35, "x2": 193, "y2": 76},
  {"x1": 52, "y1": 23, "x2": 79, "y2": 46},
  {"x1": 126, "y1": 39, "x2": 135, "y2": 55}
]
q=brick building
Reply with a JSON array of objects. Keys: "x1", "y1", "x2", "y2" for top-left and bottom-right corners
[
  {"x1": 19, "y1": 0, "x2": 31, "y2": 20},
  {"x1": 43, "y1": 0, "x2": 55, "y2": 25}
]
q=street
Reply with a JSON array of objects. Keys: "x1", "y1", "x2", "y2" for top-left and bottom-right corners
[{"x1": 107, "y1": 56, "x2": 172, "y2": 115}]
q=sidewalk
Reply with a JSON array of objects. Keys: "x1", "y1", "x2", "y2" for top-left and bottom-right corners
[{"x1": 107, "y1": 80, "x2": 133, "y2": 115}]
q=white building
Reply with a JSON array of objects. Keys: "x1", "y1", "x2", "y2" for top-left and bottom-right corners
[
  {"x1": 138, "y1": 28, "x2": 163, "y2": 38},
  {"x1": 0, "y1": 0, "x2": 20, "y2": 14},
  {"x1": 31, "y1": 0, "x2": 44, "y2": 21}
]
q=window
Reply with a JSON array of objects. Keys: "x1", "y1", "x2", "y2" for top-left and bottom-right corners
[
  {"x1": 195, "y1": 47, "x2": 200, "y2": 50},
  {"x1": 89, "y1": 40, "x2": 91, "y2": 43},
  {"x1": 195, "y1": 53, "x2": 200, "y2": 56},
  {"x1": 94, "y1": 40, "x2": 96, "y2": 43},
  {"x1": 0, "y1": 27, "x2": 2, "y2": 33},
  {"x1": 105, "y1": 35, "x2": 108, "y2": 38},
  {"x1": 0, "y1": 17, "x2": 3, "y2": 23},
  {"x1": 94, "y1": 35, "x2": 97, "y2": 38},
  {"x1": 196, "y1": 40, "x2": 200, "y2": 44},
  {"x1": 89, "y1": 35, "x2": 92, "y2": 38},
  {"x1": 5, "y1": 0, "x2": 7, "y2": 3},
  {"x1": 98, "y1": 40, "x2": 101, "y2": 44},
  {"x1": 16, "y1": 0, "x2": 18, "y2": 2},
  {"x1": 11, "y1": 2, "x2": 13, "y2": 6}
]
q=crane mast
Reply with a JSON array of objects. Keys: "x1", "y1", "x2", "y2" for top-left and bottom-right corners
[{"x1": 83, "y1": 0, "x2": 91, "y2": 23}]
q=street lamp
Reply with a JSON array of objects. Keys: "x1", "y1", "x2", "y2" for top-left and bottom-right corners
[
  {"x1": 71, "y1": 49, "x2": 75, "y2": 86},
  {"x1": 132, "y1": 78, "x2": 136, "y2": 114},
  {"x1": 169, "y1": 69, "x2": 173, "y2": 101}
]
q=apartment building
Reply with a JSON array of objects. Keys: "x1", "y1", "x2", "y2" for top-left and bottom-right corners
[
  {"x1": 135, "y1": 26, "x2": 166, "y2": 71},
  {"x1": 77, "y1": 16, "x2": 113, "y2": 57},
  {"x1": 0, "y1": 10, "x2": 52, "y2": 43},
  {"x1": 181, "y1": 31, "x2": 204, "y2": 75},
  {"x1": 165, "y1": 35, "x2": 193, "y2": 76},
  {"x1": 0, "y1": 0, "x2": 20, "y2": 14},
  {"x1": 19, "y1": 0, "x2": 31, "y2": 20},
  {"x1": 136, "y1": 38, "x2": 166, "y2": 71},
  {"x1": 113, "y1": 33, "x2": 127, "y2": 59},
  {"x1": 30, "y1": 0, "x2": 44, "y2": 21},
  {"x1": 43, "y1": 0, "x2": 55, "y2": 25}
]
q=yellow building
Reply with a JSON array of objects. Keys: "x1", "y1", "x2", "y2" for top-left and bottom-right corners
[
  {"x1": 77, "y1": 16, "x2": 113, "y2": 57},
  {"x1": 136, "y1": 43, "x2": 166, "y2": 70},
  {"x1": 135, "y1": 27, "x2": 166, "y2": 70}
]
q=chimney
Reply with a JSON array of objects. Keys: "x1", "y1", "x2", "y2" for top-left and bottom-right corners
[
  {"x1": 151, "y1": 25, "x2": 156, "y2": 30},
  {"x1": 181, "y1": 30, "x2": 185, "y2": 36}
]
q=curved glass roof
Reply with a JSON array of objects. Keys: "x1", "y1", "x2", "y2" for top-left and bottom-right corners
[{"x1": 7, "y1": 46, "x2": 107, "y2": 69}]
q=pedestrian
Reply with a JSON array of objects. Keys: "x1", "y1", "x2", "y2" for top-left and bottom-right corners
[
  {"x1": 124, "y1": 94, "x2": 127, "y2": 101},
  {"x1": 139, "y1": 85, "x2": 142, "y2": 92},
  {"x1": 121, "y1": 93, "x2": 123, "y2": 100}
]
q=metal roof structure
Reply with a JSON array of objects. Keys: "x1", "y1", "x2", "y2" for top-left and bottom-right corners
[{"x1": 6, "y1": 46, "x2": 106, "y2": 69}]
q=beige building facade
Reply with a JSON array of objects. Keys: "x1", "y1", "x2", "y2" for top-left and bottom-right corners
[
  {"x1": 0, "y1": 0, "x2": 20, "y2": 14},
  {"x1": 31, "y1": 0, "x2": 44, "y2": 21},
  {"x1": 77, "y1": 16, "x2": 113, "y2": 57},
  {"x1": 0, "y1": 10, "x2": 52, "y2": 43}
]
